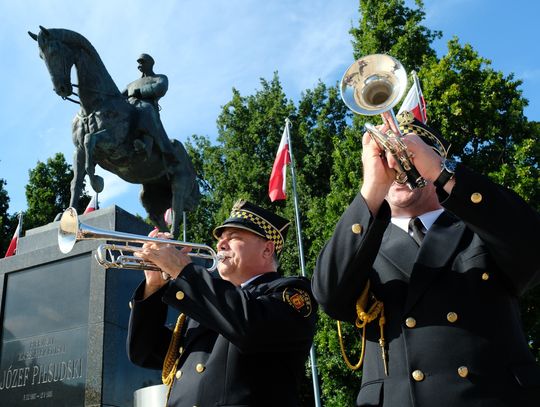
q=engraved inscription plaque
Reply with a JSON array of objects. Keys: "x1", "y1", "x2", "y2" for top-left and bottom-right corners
[
  {"x1": 0, "y1": 206, "x2": 167, "y2": 406},
  {"x1": 0, "y1": 257, "x2": 90, "y2": 406}
]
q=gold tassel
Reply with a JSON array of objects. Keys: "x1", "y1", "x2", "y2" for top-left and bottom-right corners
[
  {"x1": 337, "y1": 281, "x2": 387, "y2": 374},
  {"x1": 162, "y1": 313, "x2": 187, "y2": 402}
]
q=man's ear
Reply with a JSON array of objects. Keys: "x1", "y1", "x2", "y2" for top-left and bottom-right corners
[{"x1": 262, "y1": 240, "x2": 276, "y2": 259}]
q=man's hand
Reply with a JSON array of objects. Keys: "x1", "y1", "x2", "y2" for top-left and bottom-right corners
[
  {"x1": 360, "y1": 127, "x2": 396, "y2": 216},
  {"x1": 135, "y1": 229, "x2": 193, "y2": 299},
  {"x1": 391, "y1": 133, "x2": 444, "y2": 182}
]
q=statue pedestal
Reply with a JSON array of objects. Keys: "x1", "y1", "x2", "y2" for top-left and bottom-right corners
[{"x1": 0, "y1": 206, "x2": 167, "y2": 407}]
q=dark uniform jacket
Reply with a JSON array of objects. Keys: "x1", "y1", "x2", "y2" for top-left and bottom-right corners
[
  {"x1": 312, "y1": 164, "x2": 540, "y2": 407},
  {"x1": 128, "y1": 264, "x2": 317, "y2": 407}
]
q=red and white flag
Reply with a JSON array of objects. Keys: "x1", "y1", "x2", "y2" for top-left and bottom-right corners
[
  {"x1": 83, "y1": 194, "x2": 99, "y2": 214},
  {"x1": 4, "y1": 216, "x2": 22, "y2": 258},
  {"x1": 397, "y1": 72, "x2": 427, "y2": 124},
  {"x1": 268, "y1": 121, "x2": 291, "y2": 202}
]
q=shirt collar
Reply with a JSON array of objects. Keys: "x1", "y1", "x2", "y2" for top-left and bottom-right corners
[
  {"x1": 391, "y1": 208, "x2": 444, "y2": 233},
  {"x1": 240, "y1": 273, "x2": 266, "y2": 288}
]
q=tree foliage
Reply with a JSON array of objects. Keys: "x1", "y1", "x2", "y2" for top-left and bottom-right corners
[
  {"x1": 24, "y1": 153, "x2": 89, "y2": 230},
  {"x1": 0, "y1": 154, "x2": 91, "y2": 255},
  {"x1": 350, "y1": 0, "x2": 441, "y2": 71}
]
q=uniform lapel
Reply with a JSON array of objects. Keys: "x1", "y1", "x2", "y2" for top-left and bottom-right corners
[
  {"x1": 403, "y1": 211, "x2": 466, "y2": 314},
  {"x1": 379, "y1": 223, "x2": 420, "y2": 280}
]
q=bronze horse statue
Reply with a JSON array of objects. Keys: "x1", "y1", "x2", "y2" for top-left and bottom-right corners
[{"x1": 29, "y1": 26, "x2": 200, "y2": 237}]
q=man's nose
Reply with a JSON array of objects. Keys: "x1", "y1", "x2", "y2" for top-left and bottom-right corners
[{"x1": 217, "y1": 238, "x2": 228, "y2": 251}]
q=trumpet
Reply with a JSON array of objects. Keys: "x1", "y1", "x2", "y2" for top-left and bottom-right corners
[
  {"x1": 340, "y1": 54, "x2": 427, "y2": 189},
  {"x1": 58, "y1": 207, "x2": 221, "y2": 274}
]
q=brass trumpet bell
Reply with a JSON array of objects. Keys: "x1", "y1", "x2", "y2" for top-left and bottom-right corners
[
  {"x1": 339, "y1": 53, "x2": 427, "y2": 189},
  {"x1": 340, "y1": 54, "x2": 407, "y2": 116}
]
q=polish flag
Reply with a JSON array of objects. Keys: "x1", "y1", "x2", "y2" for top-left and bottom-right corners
[
  {"x1": 268, "y1": 122, "x2": 291, "y2": 202},
  {"x1": 83, "y1": 194, "x2": 99, "y2": 214},
  {"x1": 4, "y1": 218, "x2": 21, "y2": 258},
  {"x1": 397, "y1": 72, "x2": 427, "y2": 123}
]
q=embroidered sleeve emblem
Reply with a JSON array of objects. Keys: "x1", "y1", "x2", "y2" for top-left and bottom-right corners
[{"x1": 282, "y1": 287, "x2": 313, "y2": 318}]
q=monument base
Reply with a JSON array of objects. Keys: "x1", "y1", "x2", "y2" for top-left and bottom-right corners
[{"x1": 0, "y1": 206, "x2": 171, "y2": 407}]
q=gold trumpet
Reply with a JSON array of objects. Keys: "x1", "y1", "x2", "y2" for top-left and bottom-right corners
[
  {"x1": 340, "y1": 54, "x2": 427, "y2": 189},
  {"x1": 58, "y1": 207, "x2": 221, "y2": 274}
]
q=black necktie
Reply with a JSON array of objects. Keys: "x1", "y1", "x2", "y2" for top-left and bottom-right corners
[{"x1": 408, "y1": 217, "x2": 425, "y2": 245}]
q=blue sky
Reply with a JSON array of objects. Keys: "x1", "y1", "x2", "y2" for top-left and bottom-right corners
[{"x1": 1, "y1": 0, "x2": 539, "y2": 220}]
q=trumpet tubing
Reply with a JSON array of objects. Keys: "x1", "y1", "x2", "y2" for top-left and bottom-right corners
[
  {"x1": 94, "y1": 243, "x2": 221, "y2": 272},
  {"x1": 58, "y1": 207, "x2": 220, "y2": 272}
]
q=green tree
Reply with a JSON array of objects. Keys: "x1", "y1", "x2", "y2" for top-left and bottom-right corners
[
  {"x1": 185, "y1": 75, "x2": 349, "y2": 269},
  {"x1": 420, "y1": 39, "x2": 531, "y2": 172},
  {"x1": 24, "y1": 153, "x2": 89, "y2": 230},
  {"x1": 184, "y1": 74, "x2": 294, "y2": 245},
  {"x1": 350, "y1": 0, "x2": 441, "y2": 71}
]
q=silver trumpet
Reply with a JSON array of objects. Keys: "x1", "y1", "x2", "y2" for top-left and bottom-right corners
[
  {"x1": 58, "y1": 207, "x2": 221, "y2": 273},
  {"x1": 340, "y1": 54, "x2": 427, "y2": 189}
]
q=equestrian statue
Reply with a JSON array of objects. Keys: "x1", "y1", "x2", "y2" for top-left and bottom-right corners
[{"x1": 28, "y1": 26, "x2": 200, "y2": 238}]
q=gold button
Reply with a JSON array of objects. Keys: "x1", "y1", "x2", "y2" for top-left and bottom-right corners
[
  {"x1": 471, "y1": 192, "x2": 482, "y2": 204},
  {"x1": 195, "y1": 363, "x2": 205, "y2": 373},
  {"x1": 176, "y1": 291, "x2": 185, "y2": 300},
  {"x1": 405, "y1": 317, "x2": 417, "y2": 328},
  {"x1": 412, "y1": 369, "x2": 425, "y2": 381},
  {"x1": 179, "y1": 346, "x2": 184, "y2": 354},
  {"x1": 351, "y1": 223, "x2": 362, "y2": 234},
  {"x1": 447, "y1": 312, "x2": 458, "y2": 323},
  {"x1": 457, "y1": 366, "x2": 469, "y2": 378},
  {"x1": 175, "y1": 370, "x2": 183, "y2": 379},
  {"x1": 482, "y1": 273, "x2": 489, "y2": 281}
]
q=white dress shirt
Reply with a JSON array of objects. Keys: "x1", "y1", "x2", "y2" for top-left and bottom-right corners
[{"x1": 391, "y1": 208, "x2": 444, "y2": 233}]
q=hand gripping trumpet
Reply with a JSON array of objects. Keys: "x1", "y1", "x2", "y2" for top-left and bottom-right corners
[
  {"x1": 340, "y1": 54, "x2": 427, "y2": 189},
  {"x1": 58, "y1": 207, "x2": 222, "y2": 275}
]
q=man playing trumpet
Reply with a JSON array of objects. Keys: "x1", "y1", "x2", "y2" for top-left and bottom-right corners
[
  {"x1": 312, "y1": 120, "x2": 540, "y2": 406},
  {"x1": 127, "y1": 200, "x2": 317, "y2": 407}
]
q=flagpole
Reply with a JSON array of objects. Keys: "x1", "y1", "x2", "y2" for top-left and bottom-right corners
[
  {"x1": 17, "y1": 211, "x2": 23, "y2": 239},
  {"x1": 183, "y1": 211, "x2": 187, "y2": 242},
  {"x1": 284, "y1": 118, "x2": 322, "y2": 407}
]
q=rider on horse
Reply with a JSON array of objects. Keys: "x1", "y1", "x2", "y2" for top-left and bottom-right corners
[{"x1": 123, "y1": 53, "x2": 178, "y2": 165}]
